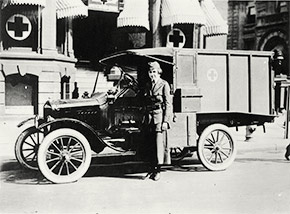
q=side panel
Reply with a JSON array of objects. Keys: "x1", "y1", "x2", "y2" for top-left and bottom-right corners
[
  {"x1": 174, "y1": 50, "x2": 202, "y2": 113},
  {"x1": 251, "y1": 56, "x2": 271, "y2": 114},
  {"x1": 167, "y1": 113, "x2": 197, "y2": 147},
  {"x1": 173, "y1": 49, "x2": 272, "y2": 117},
  {"x1": 229, "y1": 56, "x2": 249, "y2": 112},
  {"x1": 196, "y1": 54, "x2": 227, "y2": 112},
  {"x1": 175, "y1": 51, "x2": 196, "y2": 88}
]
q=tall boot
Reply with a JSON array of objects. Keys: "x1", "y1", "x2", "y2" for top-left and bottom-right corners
[{"x1": 150, "y1": 165, "x2": 161, "y2": 181}]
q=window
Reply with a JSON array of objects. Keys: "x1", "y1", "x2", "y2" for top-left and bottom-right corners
[
  {"x1": 56, "y1": 18, "x2": 66, "y2": 54},
  {"x1": 61, "y1": 76, "x2": 70, "y2": 99},
  {"x1": 276, "y1": 1, "x2": 288, "y2": 13},
  {"x1": 247, "y1": 5, "x2": 256, "y2": 24}
]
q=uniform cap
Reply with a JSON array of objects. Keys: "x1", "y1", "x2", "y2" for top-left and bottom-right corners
[
  {"x1": 148, "y1": 61, "x2": 161, "y2": 70},
  {"x1": 148, "y1": 61, "x2": 162, "y2": 73}
]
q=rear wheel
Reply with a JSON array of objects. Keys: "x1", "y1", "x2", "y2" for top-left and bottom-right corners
[
  {"x1": 15, "y1": 127, "x2": 44, "y2": 170},
  {"x1": 197, "y1": 124, "x2": 237, "y2": 171},
  {"x1": 37, "y1": 128, "x2": 91, "y2": 184}
]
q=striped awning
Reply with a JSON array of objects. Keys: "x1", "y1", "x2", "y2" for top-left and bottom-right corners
[
  {"x1": 1, "y1": 0, "x2": 46, "y2": 8},
  {"x1": 201, "y1": 0, "x2": 228, "y2": 36},
  {"x1": 117, "y1": 0, "x2": 150, "y2": 30},
  {"x1": 161, "y1": 0, "x2": 206, "y2": 26},
  {"x1": 56, "y1": 0, "x2": 88, "y2": 19}
]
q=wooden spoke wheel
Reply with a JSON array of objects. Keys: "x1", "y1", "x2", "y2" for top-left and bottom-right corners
[
  {"x1": 15, "y1": 127, "x2": 44, "y2": 170},
  {"x1": 37, "y1": 128, "x2": 91, "y2": 184},
  {"x1": 197, "y1": 124, "x2": 237, "y2": 171}
]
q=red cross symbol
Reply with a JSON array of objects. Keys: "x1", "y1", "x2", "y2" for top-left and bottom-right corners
[
  {"x1": 167, "y1": 28, "x2": 185, "y2": 48},
  {"x1": 207, "y1": 69, "x2": 218, "y2": 82},
  {"x1": 169, "y1": 30, "x2": 184, "y2": 47},
  {"x1": 6, "y1": 14, "x2": 31, "y2": 41},
  {"x1": 7, "y1": 16, "x2": 28, "y2": 38}
]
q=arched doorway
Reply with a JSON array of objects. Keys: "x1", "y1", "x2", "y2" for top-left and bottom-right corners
[
  {"x1": 259, "y1": 30, "x2": 288, "y2": 75},
  {"x1": 5, "y1": 74, "x2": 38, "y2": 115},
  {"x1": 264, "y1": 36, "x2": 288, "y2": 76},
  {"x1": 259, "y1": 31, "x2": 289, "y2": 113}
]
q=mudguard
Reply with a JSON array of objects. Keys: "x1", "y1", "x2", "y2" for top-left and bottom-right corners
[{"x1": 37, "y1": 118, "x2": 125, "y2": 153}]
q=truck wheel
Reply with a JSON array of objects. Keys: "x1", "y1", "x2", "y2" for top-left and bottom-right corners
[
  {"x1": 15, "y1": 127, "x2": 44, "y2": 170},
  {"x1": 37, "y1": 128, "x2": 91, "y2": 184},
  {"x1": 197, "y1": 124, "x2": 237, "y2": 171}
]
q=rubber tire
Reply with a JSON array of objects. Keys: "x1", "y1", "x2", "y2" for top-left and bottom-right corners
[
  {"x1": 37, "y1": 128, "x2": 91, "y2": 184},
  {"x1": 15, "y1": 127, "x2": 43, "y2": 170},
  {"x1": 197, "y1": 124, "x2": 237, "y2": 171}
]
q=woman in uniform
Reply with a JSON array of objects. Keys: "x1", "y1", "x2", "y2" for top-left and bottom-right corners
[{"x1": 143, "y1": 61, "x2": 172, "y2": 181}]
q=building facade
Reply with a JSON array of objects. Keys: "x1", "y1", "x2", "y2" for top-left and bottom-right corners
[
  {"x1": 0, "y1": 0, "x2": 90, "y2": 116},
  {"x1": 227, "y1": 0, "x2": 289, "y2": 75},
  {"x1": 0, "y1": 0, "x2": 227, "y2": 117}
]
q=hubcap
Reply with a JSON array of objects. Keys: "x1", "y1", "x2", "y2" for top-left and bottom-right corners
[
  {"x1": 203, "y1": 130, "x2": 232, "y2": 164},
  {"x1": 60, "y1": 150, "x2": 70, "y2": 161},
  {"x1": 45, "y1": 136, "x2": 85, "y2": 176}
]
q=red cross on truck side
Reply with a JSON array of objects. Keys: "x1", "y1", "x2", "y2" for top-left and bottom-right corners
[{"x1": 207, "y1": 68, "x2": 218, "y2": 82}]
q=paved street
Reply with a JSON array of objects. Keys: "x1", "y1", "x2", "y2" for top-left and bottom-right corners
[{"x1": 0, "y1": 114, "x2": 290, "y2": 214}]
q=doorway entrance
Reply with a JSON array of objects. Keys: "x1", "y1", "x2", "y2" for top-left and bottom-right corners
[{"x1": 5, "y1": 74, "x2": 38, "y2": 115}]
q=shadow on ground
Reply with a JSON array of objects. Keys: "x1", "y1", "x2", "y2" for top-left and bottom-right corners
[
  {"x1": 0, "y1": 157, "x2": 204, "y2": 184},
  {"x1": 0, "y1": 169, "x2": 49, "y2": 185}
]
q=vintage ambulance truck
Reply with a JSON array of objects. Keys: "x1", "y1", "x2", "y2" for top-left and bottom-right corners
[{"x1": 15, "y1": 48, "x2": 275, "y2": 183}]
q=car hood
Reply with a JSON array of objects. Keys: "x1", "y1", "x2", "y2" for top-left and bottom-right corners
[{"x1": 46, "y1": 92, "x2": 107, "y2": 110}]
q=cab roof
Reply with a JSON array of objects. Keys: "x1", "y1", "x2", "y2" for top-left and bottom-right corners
[{"x1": 99, "y1": 47, "x2": 175, "y2": 69}]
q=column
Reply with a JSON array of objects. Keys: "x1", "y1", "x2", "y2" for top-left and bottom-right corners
[
  {"x1": 0, "y1": 64, "x2": 4, "y2": 114},
  {"x1": 150, "y1": 0, "x2": 162, "y2": 47},
  {"x1": 41, "y1": 0, "x2": 57, "y2": 55},
  {"x1": 192, "y1": 24, "x2": 200, "y2": 49},
  {"x1": 0, "y1": 8, "x2": 3, "y2": 51},
  {"x1": 67, "y1": 18, "x2": 74, "y2": 58},
  {"x1": 288, "y1": 2, "x2": 290, "y2": 77}
]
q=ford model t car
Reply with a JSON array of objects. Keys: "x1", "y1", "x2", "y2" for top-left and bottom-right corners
[{"x1": 15, "y1": 48, "x2": 275, "y2": 183}]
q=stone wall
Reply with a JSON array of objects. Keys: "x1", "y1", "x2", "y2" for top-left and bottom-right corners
[{"x1": 0, "y1": 52, "x2": 76, "y2": 116}]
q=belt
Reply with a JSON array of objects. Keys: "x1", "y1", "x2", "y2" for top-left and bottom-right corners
[{"x1": 146, "y1": 105, "x2": 161, "y2": 111}]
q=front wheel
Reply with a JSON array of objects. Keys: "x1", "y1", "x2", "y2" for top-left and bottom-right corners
[
  {"x1": 37, "y1": 128, "x2": 91, "y2": 184},
  {"x1": 197, "y1": 124, "x2": 237, "y2": 171}
]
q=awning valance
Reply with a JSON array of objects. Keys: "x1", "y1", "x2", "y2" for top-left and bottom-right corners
[
  {"x1": 56, "y1": 0, "x2": 88, "y2": 19},
  {"x1": 1, "y1": 0, "x2": 46, "y2": 8},
  {"x1": 161, "y1": 0, "x2": 206, "y2": 26},
  {"x1": 201, "y1": 0, "x2": 228, "y2": 36},
  {"x1": 117, "y1": 0, "x2": 150, "y2": 30}
]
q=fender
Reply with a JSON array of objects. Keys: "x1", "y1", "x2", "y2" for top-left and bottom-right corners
[
  {"x1": 37, "y1": 118, "x2": 125, "y2": 152},
  {"x1": 17, "y1": 115, "x2": 44, "y2": 128}
]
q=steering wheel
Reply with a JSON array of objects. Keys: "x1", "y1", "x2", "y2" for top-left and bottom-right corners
[{"x1": 123, "y1": 72, "x2": 138, "y2": 88}]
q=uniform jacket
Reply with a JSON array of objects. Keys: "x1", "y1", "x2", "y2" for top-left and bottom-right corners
[{"x1": 145, "y1": 78, "x2": 172, "y2": 125}]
